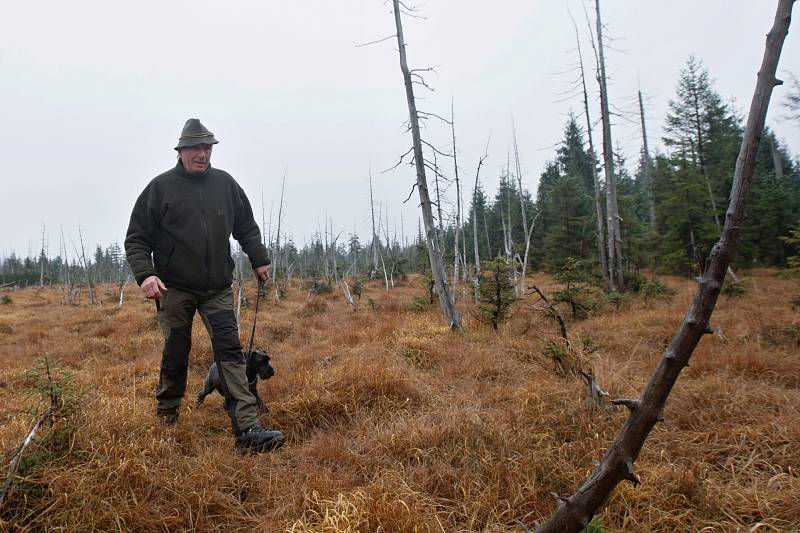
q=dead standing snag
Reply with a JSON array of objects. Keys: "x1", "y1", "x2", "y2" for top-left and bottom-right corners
[
  {"x1": 391, "y1": 0, "x2": 460, "y2": 329},
  {"x1": 535, "y1": 1, "x2": 796, "y2": 531}
]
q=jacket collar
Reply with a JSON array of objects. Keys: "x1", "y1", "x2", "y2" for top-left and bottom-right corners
[{"x1": 175, "y1": 159, "x2": 211, "y2": 178}]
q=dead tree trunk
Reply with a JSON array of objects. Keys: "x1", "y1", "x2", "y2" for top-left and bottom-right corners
[
  {"x1": 118, "y1": 271, "x2": 131, "y2": 308},
  {"x1": 273, "y1": 168, "x2": 287, "y2": 300},
  {"x1": 369, "y1": 165, "x2": 380, "y2": 279},
  {"x1": 472, "y1": 140, "x2": 489, "y2": 303},
  {"x1": 59, "y1": 228, "x2": 73, "y2": 305},
  {"x1": 535, "y1": 2, "x2": 794, "y2": 530},
  {"x1": 77, "y1": 228, "x2": 95, "y2": 305},
  {"x1": 502, "y1": 162, "x2": 519, "y2": 292},
  {"x1": 512, "y1": 119, "x2": 530, "y2": 295},
  {"x1": 573, "y1": 10, "x2": 609, "y2": 288},
  {"x1": 39, "y1": 224, "x2": 46, "y2": 287},
  {"x1": 451, "y1": 99, "x2": 462, "y2": 305},
  {"x1": 638, "y1": 89, "x2": 657, "y2": 229},
  {"x1": 392, "y1": 0, "x2": 460, "y2": 328},
  {"x1": 595, "y1": 0, "x2": 624, "y2": 291},
  {"x1": 483, "y1": 207, "x2": 492, "y2": 260}
]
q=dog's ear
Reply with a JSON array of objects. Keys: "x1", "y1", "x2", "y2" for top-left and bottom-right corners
[{"x1": 255, "y1": 347, "x2": 270, "y2": 361}]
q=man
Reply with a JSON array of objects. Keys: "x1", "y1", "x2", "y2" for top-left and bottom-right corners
[{"x1": 125, "y1": 118, "x2": 284, "y2": 453}]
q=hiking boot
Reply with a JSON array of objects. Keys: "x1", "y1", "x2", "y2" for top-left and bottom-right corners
[
  {"x1": 157, "y1": 407, "x2": 179, "y2": 427},
  {"x1": 235, "y1": 424, "x2": 285, "y2": 453}
]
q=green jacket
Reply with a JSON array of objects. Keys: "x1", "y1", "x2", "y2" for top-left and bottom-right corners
[{"x1": 125, "y1": 161, "x2": 269, "y2": 295}]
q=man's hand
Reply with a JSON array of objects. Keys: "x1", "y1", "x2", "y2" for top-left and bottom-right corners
[
  {"x1": 141, "y1": 275, "x2": 168, "y2": 300},
  {"x1": 254, "y1": 265, "x2": 270, "y2": 283}
]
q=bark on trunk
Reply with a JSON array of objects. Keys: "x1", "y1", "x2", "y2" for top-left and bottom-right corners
[
  {"x1": 512, "y1": 120, "x2": 530, "y2": 295},
  {"x1": 369, "y1": 166, "x2": 380, "y2": 278},
  {"x1": 595, "y1": 0, "x2": 624, "y2": 291},
  {"x1": 573, "y1": 16, "x2": 609, "y2": 287},
  {"x1": 536, "y1": 2, "x2": 794, "y2": 530},
  {"x1": 638, "y1": 89, "x2": 657, "y2": 229},
  {"x1": 472, "y1": 145, "x2": 488, "y2": 303},
  {"x1": 452, "y1": 101, "x2": 462, "y2": 305},
  {"x1": 273, "y1": 169, "x2": 286, "y2": 299},
  {"x1": 392, "y1": 0, "x2": 460, "y2": 328}
]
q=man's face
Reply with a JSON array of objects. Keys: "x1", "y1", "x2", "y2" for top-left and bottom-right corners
[{"x1": 180, "y1": 144, "x2": 213, "y2": 173}]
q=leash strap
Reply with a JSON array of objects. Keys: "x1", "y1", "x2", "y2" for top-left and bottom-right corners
[{"x1": 246, "y1": 279, "x2": 264, "y2": 354}]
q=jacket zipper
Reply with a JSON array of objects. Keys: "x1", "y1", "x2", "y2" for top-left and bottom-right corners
[{"x1": 197, "y1": 183, "x2": 210, "y2": 289}]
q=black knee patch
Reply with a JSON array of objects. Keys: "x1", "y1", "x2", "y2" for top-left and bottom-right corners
[
  {"x1": 161, "y1": 325, "x2": 192, "y2": 377},
  {"x1": 206, "y1": 310, "x2": 244, "y2": 364}
]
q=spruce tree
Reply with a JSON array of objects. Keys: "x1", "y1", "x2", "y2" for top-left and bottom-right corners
[{"x1": 477, "y1": 257, "x2": 516, "y2": 330}]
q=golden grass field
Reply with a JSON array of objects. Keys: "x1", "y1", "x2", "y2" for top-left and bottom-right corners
[{"x1": 0, "y1": 271, "x2": 798, "y2": 532}]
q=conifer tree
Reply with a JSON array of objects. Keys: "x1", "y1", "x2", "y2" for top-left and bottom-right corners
[{"x1": 477, "y1": 257, "x2": 515, "y2": 330}]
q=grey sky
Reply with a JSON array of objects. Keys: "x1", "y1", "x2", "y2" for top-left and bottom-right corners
[{"x1": 1, "y1": 1, "x2": 798, "y2": 259}]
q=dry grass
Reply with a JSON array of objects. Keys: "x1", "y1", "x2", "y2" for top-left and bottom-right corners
[{"x1": 0, "y1": 270, "x2": 798, "y2": 532}]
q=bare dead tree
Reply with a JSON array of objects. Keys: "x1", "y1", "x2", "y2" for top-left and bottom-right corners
[
  {"x1": 76, "y1": 227, "x2": 95, "y2": 305},
  {"x1": 594, "y1": 0, "x2": 624, "y2": 292},
  {"x1": 273, "y1": 168, "x2": 287, "y2": 300},
  {"x1": 59, "y1": 228, "x2": 74, "y2": 305},
  {"x1": 39, "y1": 224, "x2": 46, "y2": 287},
  {"x1": 451, "y1": 98, "x2": 462, "y2": 305},
  {"x1": 118, "y1": 271, "x2": 131, "y2": 308},
  {"x1": 535, "y1": 2, "x2": 794, "y2": 529},
  {"x1": 638, "y1": 89, "x2": 657, "y2": 229},
  {"x1": 571, "y1": 10, "x2": 609, "y2": 287},
  {"x1": 369, "y1": 164, "x2": 380, "y2": 279},
  {"x1": 381, "y1": 204, "x2": 394, "y2": 289},
  {"x1": 432, "y1": 150, "x2": 445, "y2": 243},
  {"x1": 512, "y1": 118, "x2": 532, "y2": 295},
  {"x1": 391, "y1": 0, "x2": 460, "y2": 328},
  {"x1": 472, "y1": 138, "x2": 490, "y2": 303},
  {"x1": 328, "y1": 224, "x2": 355, "y2": 307},
  {"x1": 483, "y1": 200, "x2": 493, "y2": 260}
]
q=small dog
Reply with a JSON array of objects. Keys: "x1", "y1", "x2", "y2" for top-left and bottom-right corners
[{"x1": 197, "y1": 348, "x2": 275, "y2": 413}]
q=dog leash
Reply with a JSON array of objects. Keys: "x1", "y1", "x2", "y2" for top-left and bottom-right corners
[{"x1": 246, "y1": 278, "x2": 265, "y2": 354}]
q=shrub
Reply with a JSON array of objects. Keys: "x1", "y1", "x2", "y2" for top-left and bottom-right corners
[
  {"x1": 779, "y1": 221, "x2": 800, "y2": 273},
  {"x1": 606, "y1": 291, "x2": 630, "y2": 310},
  {"x1": 309, "y1": 280, "x2": 332, "y2": 295},
  {"x1": 477, "y1": 257, "x2": 516, "y2": 330},
  {"x1": 1, "y1": 294, "x2": 12, "y2": 305},
  {"x1": 350, "y1": 278, "x2": 364, "y2": 300},
  {"x1": 762, "y1": 323, "x2": 800, "y2": 347},
  {"x1": 585, "y1": 517, "x2": 606, "y2": 533},
  {"x1": 553, "y1": 258, "x2": 596, "y2": 319},
  {"x1": 640, "y1": 277, "x2": 671, "y2": 303},
  {"x1": 721, "y1": 277, "x2": 750, "y2": 299},
  {"x1": 409, "y1": 296, "x2": 430, "y2": 313},
  {"x1": 12, "y1": 355, "x2": 83, "y2": 504}
]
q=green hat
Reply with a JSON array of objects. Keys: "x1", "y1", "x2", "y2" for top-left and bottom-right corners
[{"x1": 174, "y1": 118, "x2": 219, "y2": 151}]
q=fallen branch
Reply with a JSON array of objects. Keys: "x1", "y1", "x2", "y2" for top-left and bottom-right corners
[
  {"x1": 0, "y1": 404, "x2": 57, "y2": 510},
  {"x1": 535, "y1": 1, "x2": 795, "y2": 530},
  {"x1": 530, "y1": 285, "x2": 567, "y2": 340},
  {"x1": 0, "y1": 356, "x2": 61, "y2": 510}
]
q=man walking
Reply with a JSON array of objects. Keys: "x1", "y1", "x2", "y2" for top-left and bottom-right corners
[{"x1": 125, "y1": 118, "x2": 284, "y2": 452}]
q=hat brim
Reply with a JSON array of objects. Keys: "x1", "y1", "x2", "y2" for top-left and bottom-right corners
[{"x1": 174, "y1": 136, "x2": 219, "y2": 151}]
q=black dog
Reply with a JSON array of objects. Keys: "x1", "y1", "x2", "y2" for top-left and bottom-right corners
[{"x1": 197, "y1": 348, "x2": 275, "y2": 412}]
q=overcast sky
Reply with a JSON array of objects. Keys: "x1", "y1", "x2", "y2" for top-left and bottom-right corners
[{"x1": 1, "y1": 1, "x2": 798, "y2": 259}]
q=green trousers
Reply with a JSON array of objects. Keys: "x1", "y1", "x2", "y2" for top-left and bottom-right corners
[{"x1": 155, "y1": 286, "x2": 258, "y2": 433}]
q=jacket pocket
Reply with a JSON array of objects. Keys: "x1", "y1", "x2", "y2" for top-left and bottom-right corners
[{"x1": 155, "y1": 242, "x2": 176, "y2": 272}]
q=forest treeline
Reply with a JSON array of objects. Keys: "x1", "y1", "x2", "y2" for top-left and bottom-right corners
[{"x1": 2, "y1": 57, "x2": 799, "y2": 290}]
